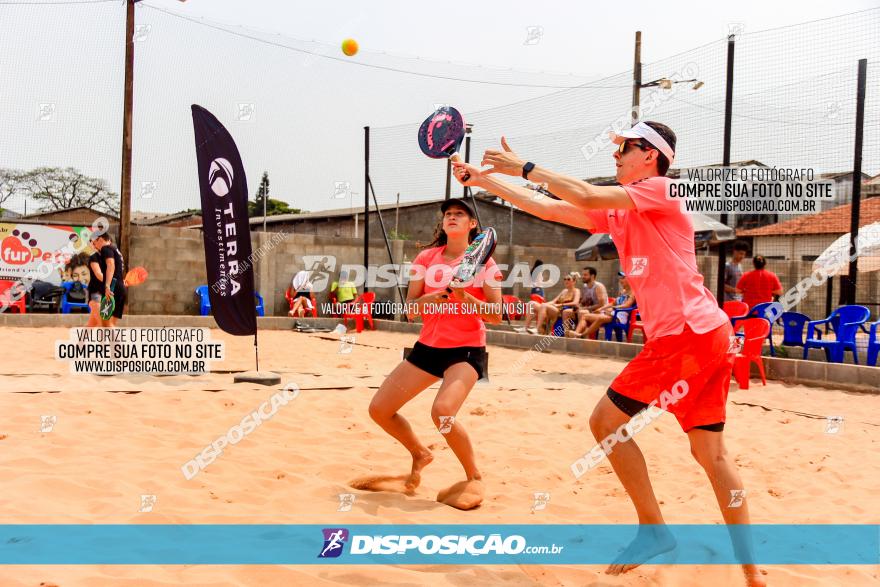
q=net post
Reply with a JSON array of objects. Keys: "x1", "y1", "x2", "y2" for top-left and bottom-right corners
[
  {"x1": 716, "y1": 33, "x2": 736, "y2": 306},
  {"x1": 843, "y1": 58, "x2": 867, "y2": 306},
  {"x1": 364, "y1": 126, "x2": 370, "y2": 293}
]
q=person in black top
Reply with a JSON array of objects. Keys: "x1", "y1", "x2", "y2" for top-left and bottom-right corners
[
  {"x1": 75, "y1": 251, "x2": 103, "y2": 327},
  {"x1": 88, "y1": 232, "x2": 127, "y2": 326}
]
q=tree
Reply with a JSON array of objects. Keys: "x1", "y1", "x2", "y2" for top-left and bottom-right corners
[
  {"x1": 254, "y1": 171, "x2": 270, "y2": 216},
  {"x1": 16, "y1": 167, "x2": 118, "y2": 215},
  {"x1": 0, "y1": 168, "x2": 23, "y2": 214},
  {"x1": 248, "y1": 171, "x2": 301, "y2": 217}
]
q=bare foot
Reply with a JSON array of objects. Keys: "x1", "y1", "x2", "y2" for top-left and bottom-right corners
[
  {"x1": 405, "y1": 450, "x2": 434, "y2": 492},
  {"x1": 349, "y1": 474, "x2": 415, "y2": 496},
  {"x1": 744, "y1": 566, "x2": 768, "y2": 586},
  {"x1": 605, "y1": 525, "x2": 677, "y2": 576},
  {"x1": 437, "y1": 478, "x2": 484, "y2": 510}
]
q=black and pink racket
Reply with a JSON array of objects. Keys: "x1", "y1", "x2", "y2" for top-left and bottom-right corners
[{"x1": 418, "y1": 106, "x2": 470, "y2": 181}]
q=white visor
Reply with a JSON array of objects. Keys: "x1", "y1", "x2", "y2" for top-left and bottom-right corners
[{"x1": 609, "y1": 122, "x2": 675, "y2": 164}]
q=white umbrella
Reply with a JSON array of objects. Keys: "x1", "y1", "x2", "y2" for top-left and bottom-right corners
[
  {"x1": 575, "y1": 213, "x2": 734, "y2": 261},
  {"x1": 813, "y1": 221, "x2": 880, "y2": 276}
]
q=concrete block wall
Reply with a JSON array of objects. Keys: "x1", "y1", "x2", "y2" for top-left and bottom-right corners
[{"x1": 123, "y1": 225, "x2": 877, "y2": 322}]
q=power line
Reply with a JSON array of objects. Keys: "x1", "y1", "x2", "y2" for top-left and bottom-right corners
[
  {"x1": 140, "y1": 3, "x2": 629, "y2": 90},
  {"x1": 0, "y1": 0, "x2": 116, "y2": 5}
]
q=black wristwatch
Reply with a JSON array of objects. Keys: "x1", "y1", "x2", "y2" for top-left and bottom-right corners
[{"x1": 522, "y1": 161, "x2": 536, "y2": 180}]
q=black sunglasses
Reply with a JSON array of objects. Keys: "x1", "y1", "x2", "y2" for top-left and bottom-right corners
[{"x1": 618, "y1": 139, "x2": 653, "y2": 155}]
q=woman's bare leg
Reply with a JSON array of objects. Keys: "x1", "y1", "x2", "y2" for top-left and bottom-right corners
[
  {"x1": 368, "y1": 360, "x2": 440, "y2": 491},
  {"x1": 585, "y1": 313, "x2": 612, "y2": 339},
  {"x1": 431, "y1": 362, "x2": 484, "y2": 509}
]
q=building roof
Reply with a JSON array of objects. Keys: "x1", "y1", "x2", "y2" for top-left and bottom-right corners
[
  {"x1": 239, "y1": 194, "x2": 549, "y2": 227},
  {"x1": 737, "y1": 197, "x2": 880, "y2": 236},
  {"x1": 818, "y1": 171, "x2": 872, "y2": 181},
  {"x1": 132, "y1": 210, "x2": 201, "y2": 226},
  {"x1": 19, "y1": 206, "x2": 118, "y2": 221},
  {"x1": 584, "y1": 160, "x2": 768, "y2": 185}
]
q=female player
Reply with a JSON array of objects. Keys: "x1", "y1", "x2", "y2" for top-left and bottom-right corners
[{"x1": 363, "y1": 198, "x2": 502, "y2": 510}]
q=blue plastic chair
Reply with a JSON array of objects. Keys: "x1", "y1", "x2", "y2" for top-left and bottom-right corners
[
  {"x1": 604, "y1": 306, "x2": 637, "y2": 342},
  {"x1": 197, "y1": 285, "x2": 265, "y2": 317},
  {"x1": 731, "y1": 302, "x2": 783, "y2": 356},
  {"x1": 803, "y1": 305, "x2": 871, "y2": 364},
  {"x1": 550, "y1": 305, "x2": 578, "y2": 337},
  {"x1": 195, "y1": 285, "x2": 211, "y2": 316},
  {"x1": 60, "y1": 281, "x2": 91, "y2": 314},
  {"x1": 779, "y1": 312, "x2": 811, "y2": 348},
  {"x1": 865, "y1": 320, "x2": 879, "y2": 367}
]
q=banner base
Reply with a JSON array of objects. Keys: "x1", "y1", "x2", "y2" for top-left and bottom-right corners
[{"x1": 234, "y1": 371, "x2": 281, "y2": 386}]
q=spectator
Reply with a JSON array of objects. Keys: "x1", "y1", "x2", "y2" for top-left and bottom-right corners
[
  {"x1": 565, "y1": 266, "x2": 607, "y2": 337},
  {"x1": 62, "y1": 254, "x2": 92, "y2": 319},
  {"x1": 534, "y1": 271, "x2": 580, "y2": 335},
  {"x1": 287, "y1": 269, "x2": 314, "y2": 318},
  {"x1": 724, "y1": 241, "x2": 749, "y2": 302},
  {"x1": 575, "y1": 272, "x2": 635, "y2": 339},
  {"x1": 736, "y1": 255, "x2": 783, "y2": 310},
  {"x1": 523, "y1": 260, "x2": 552, "y2": 333},
  {"x1": 66, "y1": 253, "x2": 92, "y2": 288},
  {"x1": 529, "y1": 259, "x2": 549, "y2": 298},
  {"x1": 331, "y1": 270, "x2": 358, "y2": 310}
]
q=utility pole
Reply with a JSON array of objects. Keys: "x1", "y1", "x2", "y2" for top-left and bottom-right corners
[
  {"x1": 119, "y1": 0, "x2": 136, "y2": 265},
  {"x1": 631, "y1": 31, "x2": 642, "y2": 126},
  {"x1": 394, "y1": 192, "x2": 400, "y2": 235}
]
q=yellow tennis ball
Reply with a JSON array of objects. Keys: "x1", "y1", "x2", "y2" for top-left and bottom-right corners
[{"x1": 341, "y1": 38, "x2": 359, "y2": 57}]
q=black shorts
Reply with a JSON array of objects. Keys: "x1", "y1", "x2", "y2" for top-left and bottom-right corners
[
  {"x1": 109, "y1": 286, "x2": 127, "y2": 319},
  {"x1": 606, "y1": 388, "x2": 725, "y2": 432},
  {"x1": 404, "y1": 341, "x2": 487, "y2": 380},
  {"x1": 294, "y1": 291, "x2": 311, "y2": 300}
]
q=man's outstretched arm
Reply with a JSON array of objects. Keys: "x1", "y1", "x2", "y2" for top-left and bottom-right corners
[
  {"x1": 477, "y1": 137, "x2": 636, "y2": 211},
  {"x1": 475, "y1": 173, "x2": 596, "y2": 230}
]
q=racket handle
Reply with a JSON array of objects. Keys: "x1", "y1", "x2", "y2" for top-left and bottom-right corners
[{"x1": 449, "y1": 153, "x2": 471, "y2": 182}]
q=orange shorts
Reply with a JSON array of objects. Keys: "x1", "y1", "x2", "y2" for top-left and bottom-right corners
[{"x1": 609, "y1": 322, "x2": 736, "y2": 432}]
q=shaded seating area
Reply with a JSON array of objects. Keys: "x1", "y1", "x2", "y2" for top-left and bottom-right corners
[
  {"x1": 0, "y1": 280, "x2": 27, "y2": 314},
  {"x1": 731, "y1": 301, "x2": 783, "y2": 356},
  {"x1": 867, "y1": 320, "x2": 880, "y2": 367},
  {"x1": 285, "y1": 286, "x2": 318, "y2": 318},
  {"x1": 342, "y1": 292, "x2": 376, "y2": 333},
  {"x1": 779, "y1": 312, "x2": 811, "y2": 348},
  {"x1": 60, "y1": 281, "x2": 90, "y2": 314},
  {"x1": 603, "y1": 305, "x2": 637, "y2": 342},
  {"x1": 722, "y1": 300, "x2": 748, "y2": 321},
  {"x1": 803, "y1": 305, "x2": 871, "y2": 364},
  {"x1": 733, "y1": 317, "x2": 770, "y2": 390},
  {"x1": 195, "y1": 285, "x2": 265, "y2": 317}
]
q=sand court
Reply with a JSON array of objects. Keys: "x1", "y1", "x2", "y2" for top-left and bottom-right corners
[{"x1": 0, "y1": 326, "x2": 877, "y2": 585}]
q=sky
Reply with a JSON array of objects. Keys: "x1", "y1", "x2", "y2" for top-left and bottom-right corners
[{"x1": 1, "y1": 0, "x2": 877, "y2": 216}]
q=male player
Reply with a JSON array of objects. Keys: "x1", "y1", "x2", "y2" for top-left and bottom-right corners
[
  {"x1": 89, "y1": 232, "x2": 127, "y2": 327},
  {"x1": 452, "y1": 121, "x2": 765, "y2": 586}
]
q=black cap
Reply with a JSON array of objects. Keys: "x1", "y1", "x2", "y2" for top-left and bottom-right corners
[{"x1": 440, "y1": 198, "x2": 475, "y2": 217}]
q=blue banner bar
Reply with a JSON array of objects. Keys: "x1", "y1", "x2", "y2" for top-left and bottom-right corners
[{"x1": 0, "y1": 525, "x2": 875, "y2": 565}]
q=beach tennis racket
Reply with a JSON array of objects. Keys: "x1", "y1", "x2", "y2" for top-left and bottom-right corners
[
  {"x1": 124, "y1": 266, "x2": 148, "y2": 287},
  {"x1": 418, "y1": 105, "x2": 470, "y2": 181},
  {"x1": 99, "y1": 278, "x2": 116, "y2": 320},
  {"x1": 446, "y1": 227, "x2": 497, "y2": 293}
]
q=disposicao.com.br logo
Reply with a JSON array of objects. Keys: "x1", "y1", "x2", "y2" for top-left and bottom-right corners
[{"x1": 318, "y1": 528, "x2": 564, "y2": 557}]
